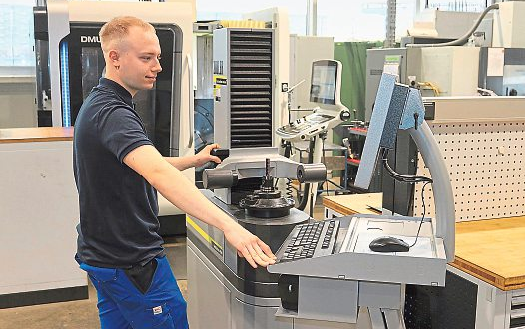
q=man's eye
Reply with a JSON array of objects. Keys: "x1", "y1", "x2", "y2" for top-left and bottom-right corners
[
  {"x1": 157, "y1": 56, "x2": 162, "y2": 61},
  {"x1": 141, "y1": 57, "x2": 151, "y2": 61}
]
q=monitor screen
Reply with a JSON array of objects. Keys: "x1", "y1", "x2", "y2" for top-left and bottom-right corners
[
  {"x1": 310, "y1": 60, "x2": 337, "y2": 105},
  {"x1": 354, "y1": 73, "x2": 409, "y2": 189}
]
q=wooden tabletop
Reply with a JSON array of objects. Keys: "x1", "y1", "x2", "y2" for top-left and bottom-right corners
[
  {"x1": 451, "y1": 216, "x2": 525, "y2": 291},
  {"x1": 323, "y1": 193, "x2": 525, "y2": 291},
  {"x1": 0, "y1": 127, "x2": 73, "y2": 144},
  {"x1": 322, "y1": 193, "x2": 382, "y2": 216}
]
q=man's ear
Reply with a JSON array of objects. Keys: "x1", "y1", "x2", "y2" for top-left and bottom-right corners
[{"x1": 108, "y1": 49, "x2": 121, "y2": 70}]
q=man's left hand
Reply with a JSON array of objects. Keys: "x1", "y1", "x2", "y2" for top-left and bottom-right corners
[
  {"x1": 194, "y1": 143, "x2": 222, "y2": 167},
  {"x1": 223, "y1": 221, "x2": 276, "y2": 268}
]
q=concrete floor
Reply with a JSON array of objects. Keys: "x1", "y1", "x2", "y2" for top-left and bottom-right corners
[
  {"x1": 0, "y1": 198, "x2": 328, "y2": 329},
  {"x1": 0, "y1": 237, "x2": 188, "y2": 329},
  {"x1": 0, "y1": 280, "x2": 189, "y2": 329}
]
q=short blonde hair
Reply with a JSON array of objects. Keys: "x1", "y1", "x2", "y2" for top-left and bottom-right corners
[{"x1": 99, "y1": 16, "x2": 155, "y2": 53}]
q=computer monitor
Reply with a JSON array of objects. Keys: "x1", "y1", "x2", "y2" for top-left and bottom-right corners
[
  {"x1": 310, "y1": 60, "x2": 340, "y2": 106},
  {"x1": 354, "y1": 73, "x2": 410, "y2": 189}
]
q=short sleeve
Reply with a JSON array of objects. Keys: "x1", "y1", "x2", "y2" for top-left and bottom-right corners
[{"x1": 97, "y1": 106, "x2": 153, "y2": 163}]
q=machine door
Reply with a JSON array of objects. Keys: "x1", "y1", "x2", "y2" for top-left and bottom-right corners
[{"x1": 58, "y1": 23, "x2": 182, "y2": 156}]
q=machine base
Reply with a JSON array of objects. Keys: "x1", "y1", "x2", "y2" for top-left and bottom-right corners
[{"x1": 187, "y1": 239, "x2": 355, "y2": 329}]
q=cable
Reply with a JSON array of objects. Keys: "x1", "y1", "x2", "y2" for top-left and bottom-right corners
[
  {"x1": 409, "y1": 181, "x2": 431, "y2": 248},
  {"x1": 417, "y1": 81, "x2": 440, "y2": 97},
  {"x1": 280, "y1": 140, "x2": 295, "y2": 199},
  {"x1": 322, "y1": 136, "x2": 326, "y2": 165},
  {"x1": 381, "y1": 148, "x2": 433, "y2": 184},
  {"x1": 273, "y1": 177, "x2": 294, "y2": 199},
  {"x1": 380, "y1": 147, "x2": 433, "y2": 249},
  {"x1": 285, "y1": 178, "x2": 294, "y2": 198},
  {"x1": 322, "y1": 136, "x2": 327, "y2": 195}
]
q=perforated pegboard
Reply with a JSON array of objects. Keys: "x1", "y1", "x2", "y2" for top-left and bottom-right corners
[{"x1": 413, "y1": 121, "x2": 525, "y2": 221}]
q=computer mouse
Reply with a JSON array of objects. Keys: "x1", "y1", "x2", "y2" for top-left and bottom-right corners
[{"x1": 369, "y1": 236, "x2": 410, "y2": 253}]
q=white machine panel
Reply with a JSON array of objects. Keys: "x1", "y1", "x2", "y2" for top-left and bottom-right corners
[
  {"x1": 289, "y1": 35, "x2": 335, "y2": 115},
  {"x1": 0, "y1": 141, "x2": 85, "y2": 295},
  {"x1": 492, "y1": 1, "x2": 525, "y2": 48},
  {"x1": 420, "y1": 46, "x2": 480, "y2": 97},
  {"x1": 409, "y1": 9, "x2": 484, "y2": 39}
]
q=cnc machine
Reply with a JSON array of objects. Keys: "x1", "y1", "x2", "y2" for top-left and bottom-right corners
[
  {"x1": 187, "y1": 149, "x2": 329, "y2": 329},
  {"x1": 34, "y1": 0, "x2": 195, "y2": 234},
  {"x1": 187, "y1": 58, "x2": 358, "y2": 329}
]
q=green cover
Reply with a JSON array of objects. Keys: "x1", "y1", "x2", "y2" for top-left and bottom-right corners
[{"x1": 334, "y1": 41, "x2": 382, "y2": 122}]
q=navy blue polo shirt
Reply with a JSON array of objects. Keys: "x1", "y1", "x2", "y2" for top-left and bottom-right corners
[{"x1": 74, "y1": 78, "x2": 164, "y2": 268}]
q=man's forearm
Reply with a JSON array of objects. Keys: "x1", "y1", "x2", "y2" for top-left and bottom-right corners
[
  {"x1": 164, "y1": 156, "x2": 196, "y2": 171},
  {"x1": 123, "y1": 144, "x2": 276, "y2": 268},
  {"x1": 150, "y1": 164, "x2": 234, "y2": 232}
]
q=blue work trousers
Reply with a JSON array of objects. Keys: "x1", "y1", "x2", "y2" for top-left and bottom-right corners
[{"x1": 78, "y1": 256, "x2": 189, "y2": 329}]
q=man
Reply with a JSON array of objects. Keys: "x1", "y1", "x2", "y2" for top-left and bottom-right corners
[{"x1": 74, "y1": 16, "x2": 276, "y2": 329}]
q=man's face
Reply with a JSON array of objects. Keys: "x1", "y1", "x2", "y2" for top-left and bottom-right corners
[{"x1": 116, "y1": 26, "x2": 162, "y2": 94}]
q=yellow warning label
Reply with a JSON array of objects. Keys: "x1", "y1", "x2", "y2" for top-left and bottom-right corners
[
  {"x1": 186, "y1": 216, "x2": 223, "y2": 255},
  {"x1": 213, "y1": 75, "x2": 227, "y2": 86}
]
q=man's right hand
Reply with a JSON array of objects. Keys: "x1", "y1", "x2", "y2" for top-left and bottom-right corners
[{"x1": 223, "y1": 222, "x2": 276, "y2": 268}]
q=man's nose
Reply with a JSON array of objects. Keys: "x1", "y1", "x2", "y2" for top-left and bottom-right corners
[{"x1": 153, "y1": 59, "x2": 162, "y2": 73}]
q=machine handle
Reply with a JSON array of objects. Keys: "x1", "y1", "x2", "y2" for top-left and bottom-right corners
[
  {"x1": 186, "y1": 53, "x2": 194, "y2": 149},
  {"x1": 210, "y1": 148, "x2": 230, "y2": 161}
]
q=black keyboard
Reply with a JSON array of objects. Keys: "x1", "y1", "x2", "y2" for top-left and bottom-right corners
[{"x1": 278, "y1": 220, "x2": 340, "y2": 262}]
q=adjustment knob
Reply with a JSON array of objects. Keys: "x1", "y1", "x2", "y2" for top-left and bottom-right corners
[{"x1": 340, "y1": 110, "x2": 351, "y2": 121}]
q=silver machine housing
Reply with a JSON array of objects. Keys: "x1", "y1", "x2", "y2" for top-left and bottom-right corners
[{"x1": 187, "y1": 27, "x2": 352, "y2": 329}]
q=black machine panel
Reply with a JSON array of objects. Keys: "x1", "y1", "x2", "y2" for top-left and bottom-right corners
[
  {"x1": 382, "y1": 130, "x2": 419, "y2": 216},
  {"x1": 404, "y1": 270, "x2": 478, "y2": 329},
  {"x1": 58, "y1": 23, "x2": 181, "y2": 156},
  {"x1": 229, "y1": 30, "x2": 273, "y2": 148}
]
